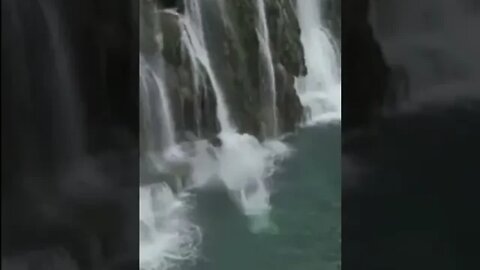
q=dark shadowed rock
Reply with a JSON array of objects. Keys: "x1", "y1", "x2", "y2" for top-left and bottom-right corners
[{"x1": 209, "y1": 136, "x2": 223, "y2": 147}]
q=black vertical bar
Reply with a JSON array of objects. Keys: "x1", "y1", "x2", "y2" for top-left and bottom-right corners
[
  {"x1": 1, "y1": 0, "x2": 139, "y2": 269},
  {"x1": 342, "y1": 0, "x2": 479, "y2": 269}
]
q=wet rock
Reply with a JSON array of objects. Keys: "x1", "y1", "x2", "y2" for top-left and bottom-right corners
[
  {"x1": 209, "y1": 136, "x2": 223, "y2": 147},
  {"x1": 141, "y1": 0, "x2": 309, "y2": 140},
  {"x1": 158, "y1": 10, "x2": 182, "y2": 66},
  {"x1": 275, "y1": 63, "x2": 305, "y2": 131},
  {"x1": 265, "y1": 0, "x2": 307, "y2": 76}
]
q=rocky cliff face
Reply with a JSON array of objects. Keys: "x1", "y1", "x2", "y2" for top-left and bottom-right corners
[
  {"x1": 141, "y1": 0, "x2": 308, "y2": 142},
  {"x1": 264, "y1": 0, "x2": 307, "y2": 133}
]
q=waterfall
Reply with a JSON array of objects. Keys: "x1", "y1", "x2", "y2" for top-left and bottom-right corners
[
  {"x1": 140, "y1": 5, "x2": 198, "y2": 270},
  {"x1": 179, "y1": 1, "x2": 290, "y2": 232},
  {"x1": 295, "y1": 0, "x2": 341, "y2": 124},
  {"x1": 140, "y1": 55, "x2": 176, "y2": 149},
  {"x1": 140, "y1": 183, "x2": 201, "y2": 270},
  {"x1": 140, "y1": 1, "x2": 302, "y2": 268},
  {"x1": 255, "y1": 0, "x2": 278, "y2": 136},
  {"x1": 180, "y1": 1, "x2": 235, "y2": 133}
]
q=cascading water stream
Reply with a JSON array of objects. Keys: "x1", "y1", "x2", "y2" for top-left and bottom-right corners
[
  {"x1": 295, "y1": 0, "x2": 341, "y2": 124},
  {"x1": 180, "y1": 1, "x2": 234, "y2": 133},
  {"x1": 178, "y1": 0, "x2": 291, "y2": 231},
  {"x1": 140, "y1": 6, "x2": 200, "y2": 270},
  {"x1": 255, "y1": 0, "x2": 278, "y2": 136},
  {"x1": 140, "y1": 55, "x2": 176, "y2": 148},
  {"x1": 140, "y1": 183, "x2": 201, "y2": 270}
]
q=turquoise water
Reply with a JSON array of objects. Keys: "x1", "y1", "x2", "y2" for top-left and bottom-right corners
[{"x1": 188, "y1": 124, "x2": 340, "y2": 270}]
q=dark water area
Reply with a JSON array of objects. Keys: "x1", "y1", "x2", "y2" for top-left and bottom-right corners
[
  {"x1": 189, "y1": 124, "x2": 340, "y2": 270},
  {"x1": 342, "y1": 0, "x2": 480, "y2": 268},
  {"x1": 343, "y1": 106, "x2": 480, "y2": 269}
]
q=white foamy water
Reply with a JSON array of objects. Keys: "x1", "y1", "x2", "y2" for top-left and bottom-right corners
[
  {"x1": 295, "y1": 0, "x2": 341, "y2": 125},
  {"x1": 140, "y1": 183, "x2": 201, "y2": 270},
  {"x1": 186, "y1": 133, "x2": 291, "y2": 233}
]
